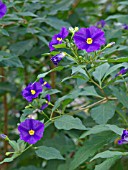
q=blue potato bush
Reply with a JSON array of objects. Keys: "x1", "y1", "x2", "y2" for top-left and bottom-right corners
[{"x1": 0, "y1": 0, "x2": 128, "y2": 170}]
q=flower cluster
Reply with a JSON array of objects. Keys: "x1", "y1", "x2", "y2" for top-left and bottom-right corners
[
  {"x1": 49, "y1": 26, "x2": 106, "y2": 65},
  {"x1": 18, "y1": 78, "x2": 51, "y2": 144}
]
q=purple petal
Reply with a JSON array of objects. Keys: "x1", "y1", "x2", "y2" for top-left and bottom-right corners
[
  {"x1": 44, "y1": 83, "x2": 51, "y2": 89},
  {"x1": 0, "y1": 1, "x2": 7, "y2": 19},
  {"x1": 41, "y1": 103, "x2": 48, "y2": 110},
  {"x1": 96, "y1": 20, "x2": 106, "y2": 28},
  {"x1": 45, "y1": 94, "x2": 50, "y2": 102},
  {"x1": 86, "y1": 43, "x2": 100, "y2": 53},
  {"x1": 39, "y1": 78, "x2": 45, "y2": 84},
  {"x1": 51, "y1": 53, "x2": 65, "y2": 65},
  {"x1": 118, "y1": 139, "x2": 128, "y2": 145},
  {"x1": 39, "y1": 78, "x2": 51, "y2": 89},
  {"x1": 60, "y1": 27, "x2": 69, "y2": 39}
]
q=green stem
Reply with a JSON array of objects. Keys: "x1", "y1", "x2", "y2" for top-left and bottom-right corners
[
  {"x1": 116, "y1": 110, "x2": 128, "y2": 126},
  {"x1": 41, "y1": 111, "x2": 49, "y2": 120},
  {"x1": 84, "y1": 67, "x2": 109, "y2": 100},
  {"x1": 22, "y1": 144, "x2": 32, "y2": 154}
]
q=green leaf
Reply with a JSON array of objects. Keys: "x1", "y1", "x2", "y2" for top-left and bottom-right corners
[
  {"x1": 105, "y1": 124, "x2": 124, "y2": 136},
  {"x1": 53, "y1": 43, "x2": 66, "y2": 49},
  {"x1": 0, "y1": 154, "x2": 19, "y2": 164},
  {"x1": 52, "y1": 89, "x2": 81, "y2": 112},
  {"x1": 94, "y1": 156, "x2": 120, "y2": 170},
  {"x1": 9, "y1": 140, "x2": 19, "y2": 151},
  {"x1": 0, "y1": 56, "x2": 23, "y2": 68},
  {"x1": 37, "y1": 36, "x2": 49, "y2": 46},
  {"x1": 103, "y1": 64, "x2": 123, "y2": 79},
  {"x1": 0, "y1": 28, "x2": 9, "y2": 36},
  {"x1": 107, "y1": 57, "x2": 128, "y2": 63},
  {"x1": 44, "y1": 17, "x2": 70, "y2": 30},
  {"x1": 15, "y1": 166, "x2": 42, "y2": 170},
  {"x1": 49, "y1": 0, "x2": 74, "y2": 15},
  {"x1": 91, "y1": 101, "x2": 116, "y2": 124},
  {"x1": 61, "y1": 74, "x2": 87, "y2": 83},
  {"x1": 111, "y1": 87, "x2": 128, "y2": 109},
  {"x1": 69, "y1": 132, "x2": 115, "y2": 170},
  {"x1": 54, "y1": 115, "x2": 86, "y2": 130},
  {"x1": 71, "y1": 66, "x2": 88, "y2": 77},
  {"x1": 79, "y1": 86, "x2": 102, "y2": 98},
  {"x1": 38, "y1": 66, "x2": 64, "y2": 78},
  {"x1": 10, "y1": 39, "x2": 37, "y2": 56},
  {"x1": 91, "y1": 150, "x2": 128, "y2": 161},
  {"x1": 106, "y1": 15, "x2": 128, "y2": 24},
  {"x1": 15, "y1": 165, "x2": 43, "y2": 170},
  {"x1": 80, "y1": 124, "x2": 124, "y2": 139},
  {"x1": 80, "y1": 124, "x2": 109, "y2": 139},
  {"x1": 35, "y1": 146, "x2": 64, "y2": 160},
  {"x1": 17, "y1": 12, "x2": 38, "y2": 17},
  {"x1": 93, "y1": 63, "x2": 110, "y2": 86}
]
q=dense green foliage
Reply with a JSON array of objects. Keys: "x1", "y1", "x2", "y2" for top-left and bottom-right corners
[{"x1": 0, "y1": 0, "x2": 128, "y2": 170}]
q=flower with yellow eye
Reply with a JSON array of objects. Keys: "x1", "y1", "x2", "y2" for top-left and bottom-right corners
[
  {"x1": 73, "y1": 26, "x2": 106, "y2": 53},
  {"x1": 18, "y1": 119, "x2": 44, "y2": 144},
  {"x1": 22, "y1": 82, "x2": 42, "y2": 102},
  {"x1": 49, "y1": 27, "x2": 69, "y2": 51}
]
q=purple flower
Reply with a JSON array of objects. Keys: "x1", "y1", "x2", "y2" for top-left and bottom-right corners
[
  {"x1": 115, "y1": 68, "x2": 128, "y2": 77},
  {"x1": 22, "y1": 82, "x2": 42, "y2": 102},
  {"x1": 18, "y1": 119, "x2": 44, "y2": 144},
  {"x1": 122, "y1": 24, "x2": 128, "y2": 30},
  {"x1": 41, "y1": 94, "x2": 50, "y2": 110},
  {"x1": 96, "y1": 20, "x2": 106, "y2": 28},
  {"x1": 49, "y1": 27, "x2": 69, "y2": 51},
  {"x1": 39, "y1": 78, "x2": 51, "y2": 89},
  {"x1": 73, "y1": 26, "x2": 106, "y2": 53},
  {"x1": 51, "y1": 52, "x2": 65, "y2": 65},
  {"x1": 118, "y1": 130, "x2": 128, "y2": 145},
  {"x1": 0, "y1": 1, "x2": 7, "y2": 19}
]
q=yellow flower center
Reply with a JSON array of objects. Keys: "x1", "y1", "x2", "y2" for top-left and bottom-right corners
[
  {"x1": 57, "y1": 37, "x2": 62, "y2": 41},
  {"x1": 43, "y1": 81, "x2": 47, "y2": 85},
  {"x1": 29, "y1": 129, "x2": 35, "y2": 136},
  {"x1": 31, "y1": 90, "x2": 36, "y2": 95},
  {"x1": 86, "y1": 38, "x2": 93, "y2": 44}
]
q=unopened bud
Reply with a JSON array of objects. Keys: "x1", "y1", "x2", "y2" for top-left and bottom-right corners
[
  {"x1": 74, "y1": 27, "x2": 79, "y2": 31},
  {"x1": 0, "y1": 134, "x2": 9, "y2": 141},
  {"x1": 5, "y1": 152, "x2": 12, "y2": 156},
  {"x1": 106, "y1": 42, "x2": 115, "y2": 48},
  {"x1": 69, "y1": 27, "x2": 79, "y2": 33}
]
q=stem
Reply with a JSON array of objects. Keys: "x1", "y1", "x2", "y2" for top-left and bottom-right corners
[
  {"x1": 79, "y1": 98, "x2": 107, "y2": 110},
  {"x1": 84, "y1": 67, "x2": 109, "y2": 100},
  {"x1": 41, "y1": 111, "x2": 49, "y2": 120},
  {"x1": 22, "y1": 144, "x2": 32, "y2": 153},
  {"x1": 116, "y1": 110, "x2": 128, "y2": 126}
]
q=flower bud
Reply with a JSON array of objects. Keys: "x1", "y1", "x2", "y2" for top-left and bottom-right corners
[
  {"x1": 0, "y1": 134, "x2": 9, "y2": 141},
  {"x1": 106, "y1": 42, "x2": 115, "y2": 48}
]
